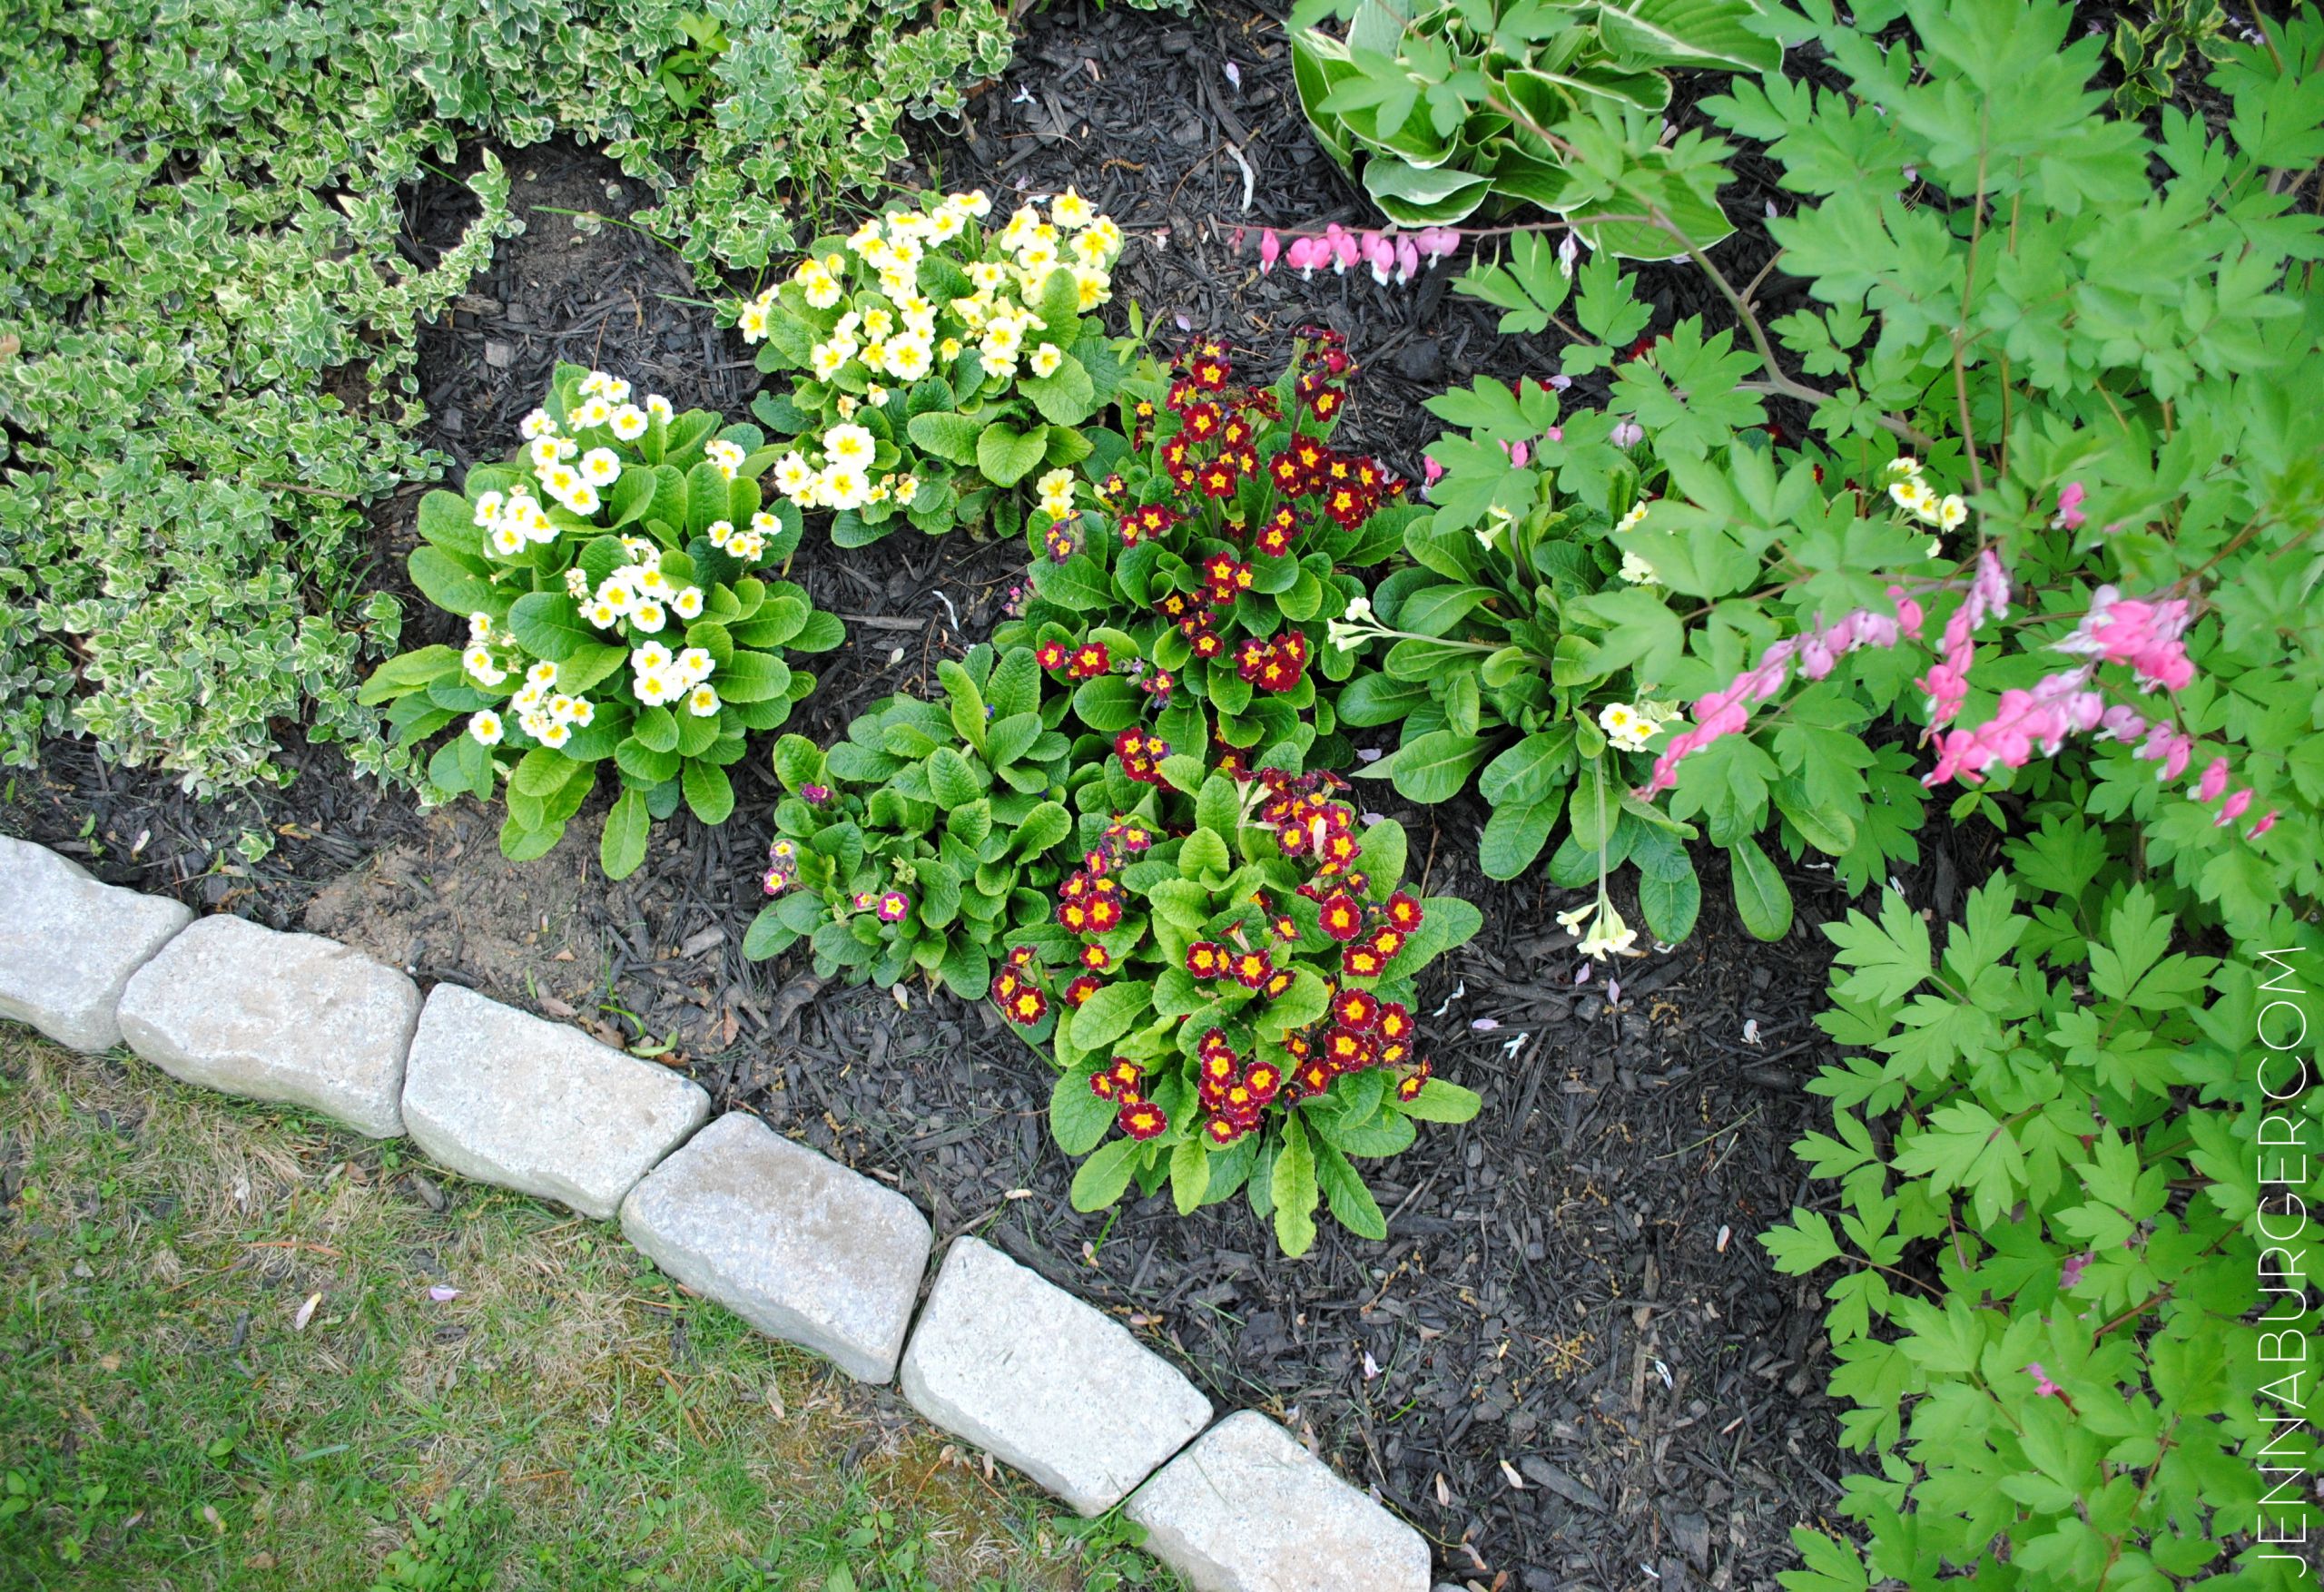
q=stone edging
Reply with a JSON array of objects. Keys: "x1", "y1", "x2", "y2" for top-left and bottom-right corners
[{"x1": 0, "y1": 833, "x2": 1434, "y2": 1592}]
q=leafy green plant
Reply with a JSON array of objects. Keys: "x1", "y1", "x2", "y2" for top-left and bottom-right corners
[
  {"x1": 743, "y1": 644, "x2": 1078, "y2": 997},
  {"x1": 737, "y1": 190, "x2": 1128, "y2": 545},
  {"x1": 993, "y1": 737, "x2": 1482, "y2": 1257},
  {"x1": 1410, "y1": 0, "x2": 2323, "y2": 1580},
  {"x1": 369, "y1": 1489, "x2": 506, "y2": 1592},
  {"x1": 655, "y1": 12, "x2": 732, "y2": 113},
  {"x1": 1289, "y1": 0, "x2": 1777, "y2": 245},
  {"x1": 362, "y1": 365, "x2": 843, "y2": 876},
  {"x1": 994, "y1": 337, "x2": 1416, "y2": 764}
]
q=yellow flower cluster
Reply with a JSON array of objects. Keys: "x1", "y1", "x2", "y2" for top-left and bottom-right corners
[
  {"x1": 1596, "y1": 698, "x2": 1681, "y2": 753},
  {"x1": 489, "y1": 372, "x2": 678, "y2": 555},
  {"x1": 468, "y1": 661, "x2": 601, "y2": 751},
  {"x1": 581, "y1": 540, "x2": 705, "y2": 634},
  {"x1": 1034, "y1": 466, "x2": 1077, "y2": 522},
  {"x1": 627, "y1": 640, "x2": 721, "y2": 716},
  {"x1": 1886, "y1": 456, "x2": 1966, "y2": 550},
  {"x1": 737, "y1": 188, "x2": 1124, "y2": 442}
]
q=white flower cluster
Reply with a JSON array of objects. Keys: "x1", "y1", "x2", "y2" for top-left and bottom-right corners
[
  {"x1": 768, "y1": 422, "x2": 918, "y2": 515},
  {"x1": 1597, "y1": 698, "x2": 1682, "y2": 753},
  {"x1": 629, "y1": 641, "x2": 721, "y2": 717},
  {"x1": 469, "y1": 661, "x2": 599, "y2": 751},
  {"x1": 582, "y1": 537, "x2": 704, "y2": 634},
  {"x1": 706, "y1": 514, "x2": 779, "y2": 562},
  {"x1": 737, "y1": 190, "x2": 1125, "y2": 487},
  {"x1": 1886, "y1": 456, "x2": 1965, "y2": 552},
  {"x1": 1558, "y1": 897, "x2": 1640, "y2": 960},
  {"x1": 462, "y1": 610, "x2": 513, "y2": 687},
  {"x1": 473, "y1": 486, "x2": 556, "y2": 558},
  {"x1": 493, "y1": 371, "x2": 675, "y2": 552},
  {"x1": 1612, "y1": 500, "x2": 1661, "y2": 586}
]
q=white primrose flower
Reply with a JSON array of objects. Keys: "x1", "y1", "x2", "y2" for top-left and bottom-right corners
[
  {"x1": 675, "y1": 646, "x2": 714, "y2": 683},
  {"x1": 564, "y1": 567, "x2": 590, "y2": 599},
  {"x1": 527, "y1": 662, "x2": 559, "y2": 690},
  {"x1": 686, "y1": 683, "x2": 721, "y2": 717},
  {"x1": 1577, "y1": 903, "x2": 1640, "y2": 961},
  {"x1": 560, "y1": 482, "x2": 600, "y2": 516},
  {"x1": 645, "y1": 394, "x2": 674, "y2": 422},
  {"x1": 471, "y1": 489, "x2": 505, "y2": 528},
  {"x1": 1937, "y1": 494, "x2": 1967, "y2": 530},
  {"x1": 773, "y1": 452, "x2": 815, "y2": 499},
  {"x1": 1050, "y1": 188, "x2": 1095, "y2": 230},
  {"x1": 462, "y1": 645, "x2": 505, "y2": 685},
  {"x1": 488, "y1": 525, "x2": 526, "y2": 557},
  {"x1": 468, "y1": 611, "x2": 494, "y2": 643},
  {"x1": 536, "y1": 721, "x2": 573, "y2": 750},
  {"x1": 706, "y1": 519, "x2": 735, "y2": 549},
  {"x1": 672, "y1": 586, "x2": 704, "y2": 620},
  {"x1": 822, "y1": 424, "x2": 875, "y2": 469},
  {"x1": 630, "y1": 601, "x2": 667, "y2": 634},
  {"x1": 1620, "y1": 548, "x2": 1661, "y2": 585},
  {"x1": 632, "y1": 642, "x2": 673, "y2": 673},
  {"x1": 704, "y1": 438, "x2": 747, "y2": 480},
  {"x1": 585, "y1": 598, "x2": 622, "y2": 629},
  {"x1": 610, "y1": 405, "x2": 648, "y2": 441},
  {"x1": 468, "y1": 710, "x2": 504, "y2": 746},
  {"x1": 518, "y1": 410, "x2": 558, "y2": 441},
  {"x1": 1028, "y1": 343, "x2": 1065, "y2": 378},
  {"x1": 1616, "y1": 501, "x2": 1650, "y2": 535},
  {"x1": 574, "y1": 397, "x2": 614, "y2": 429},
  {"x1": 1599, "y1": 702, "x2": 1656, "y2": 752}
]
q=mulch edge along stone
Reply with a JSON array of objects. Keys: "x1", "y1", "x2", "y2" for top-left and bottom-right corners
[{"x1": 0, "y1": 830, "x2": 1436, "y2": 1592}]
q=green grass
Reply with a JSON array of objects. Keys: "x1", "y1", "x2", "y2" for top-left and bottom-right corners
[{"x1": 0, "y1": 1033, "x2": 1171, "y2": 1590}]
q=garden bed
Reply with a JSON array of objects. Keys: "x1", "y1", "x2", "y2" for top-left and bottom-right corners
[{"x1": 0, "y1": 3, "x2": 2040, "y2": 1585}]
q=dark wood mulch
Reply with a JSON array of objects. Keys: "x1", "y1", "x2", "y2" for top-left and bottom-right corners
[{"x1": 0, "y1": 5, "x2": 2035, "y2": 1586}]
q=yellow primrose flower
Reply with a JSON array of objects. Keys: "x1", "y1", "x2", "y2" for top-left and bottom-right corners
[
  {"x1": 1028, "y1": 343, "x2": 1065, "y2": 378},
  {"x1": 1616, "y1": 501, "x2": 1649, "y2": 534},
  {"x1": 862, "y1": 307, "x2": 893, "y2": 340},
  {"x1": 1050, "y1": 188, "x2": 1094, "y2": 230},
  {"x1": 940, "y1": 336, "x2": 963, "y2": 361},
  {"x1": 1071, "y1": 266, "x2": 1110, "y2": 310}
]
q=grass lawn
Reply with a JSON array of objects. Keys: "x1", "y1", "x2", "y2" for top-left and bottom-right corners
[{"x1": 0, "y1": 1032, "x2": 1171, "y2": 1590}]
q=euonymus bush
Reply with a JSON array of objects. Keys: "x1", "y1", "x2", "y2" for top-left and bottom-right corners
[
  {"x1": 1422, "y1": 0, "x2": 2323, "y2": 1581},
  {"x1": 365, "y1": 367, "x2": 842, "y2": 875},
  {"x1": 0, "y1": 0, "x2": 1019, "y2": 792},
  {"x1": 743, "y1": 645, "x2": 1077, "y2": 997}
]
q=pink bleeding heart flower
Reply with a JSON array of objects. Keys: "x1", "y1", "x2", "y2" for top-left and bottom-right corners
[
  {"x1": 2194, "y1": 757, "x2": 2230, "y2": 804},
  {"x1": 2059, "y1": 1252, "x2": 2093, "y2": 1289},
  {"x1": 2250, "y1": 809, "x2": 2280, "y2": 838},
  {"x1": 1394, "y1": 234, "x2": 1420, "y2": 283},
  {"x1": 1258, "y1": 229, "x2": 1281, "y2": 275},
  {"x1": 2026, "y1": 1362, "x2": 2063, "y2": 1398},
  {"x1": 1363, "y1": 231, "x2": 1395, "y2": 284},
  {"x1": 1325, "y1": 224, "x2": 1359, "y2": 274},
  {"x1": 2216, "y1": 788, "x2": 2254, "y2": 827},
  {"x1": 2054, "y1": 481, "x2": 2087, "y2": 530}
]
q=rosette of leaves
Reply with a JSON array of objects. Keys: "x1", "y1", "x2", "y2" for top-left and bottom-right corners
[
  {"x1": 1289, "y1": 0, "x2": 1777, "y2": 248},
  {"x1": 743, "y1": 645, "x2": 1079, "y2": 997},
  {"x1": 361, "y1": 364, "x2": 844, "y2": 878},
  {"x1": 1009, "y1": 758, "x2": 1484, "y2": 1257},
  {"x1": 993, "y1": 344, "x2": 1416, "y2": 763},
  {"x1": 743, "y1": 191, "x2": 1127, "y2": 547}
]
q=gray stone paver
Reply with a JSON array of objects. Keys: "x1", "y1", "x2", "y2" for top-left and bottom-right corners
[
  {"x1": 1127, "y1": 1410, "x2": 1433, "y2": 1592},
  {"x1": 0, "y1": 836, "x2": 193, "y2": 1052},
  {"x1": 400, "y1": 984, "x2": 708, "y2": 1219},
  {"x1": 900, "y1": 1235, "x2": 1211, "y2": 1513},
  {"x1": 117, "y1": 914, "x2": 419, "y2": 1137},
  {"x1": 620, "y1": 1112, "x2": 931, "y2": 1384}
]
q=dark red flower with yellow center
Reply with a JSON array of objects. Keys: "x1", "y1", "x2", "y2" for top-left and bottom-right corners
[
  {"x1": 1230, "y1": 948, "x2": 1273, "y2": 989},
  {"x1": 1220, "y1": 415, "x2": 1250, "y2": 447},
  {"x1": 1320, "y1": 830, "x2": 1363, "y2": 871},
  {"x1": 1396, "y1": 1059, "x2": 1433, "y2": 1103},
  {"x1": 1190, "y1": 631, "x2": 1225, "y2": 660},
  {"x1": 1261, "y1": 966, "x2": 1297, "y2": 999},
  {"x1": 1324, "y1": 1026, "x2": 1374, "y2": 1070},
  {"x1": 1199, "y1": 1049, "x2": 1236, "y2": 1092},
  {"x1": 1199, "y1": 461, "x2": 1237, "y2": 498},
  {"x1": 1203, "y1": 553, "x2": 1239, "y2": 589},
  {"x1": 1257, "y1": 656, "x2": 1294, "y2": 692},
  {"x1": 1342, "y1": 942, "x2": 1386, "y2": 978},
  {"x1": 1197, "y1": 1027, "x2": 1236, "y2": 1062},
  {"x1": 1270, "y1": 912, "x2": 1298, "y2": 941},
  {"x1": 1058, "y1": 872, "x2": 1090, "y2": 902},
  {"x1": 1334, "y1": 989, "x2": 1381, "y2": 1030},
  {"x1": 1035, "y1": 642, "x2": 1068, "y2": 671},
  {"x1": 1085, "y1": 896, "x2": 1123, "y2": 933},
  {"x1": 1309, "y1": 388, "x2": 1343, "y2": 421},
  {"x1": 1278, "y1": 631, "x2": 1309, "y2": 665},
  {"x1": 1057, "y1": 899, "x2": 1091, "y2": 933},
  {"x1": 1375, "y1": 1034, "x2": 1411, "y2": 1066},
  {"x1": 1325, "y1": 486, "x2": 1363, "y2": 526},
  {"x1": 990, "y1": 969, "x2": 1020, "y2": 1001},
  {"x1": 1079, "y1": 943, "x2": 1110, "y2": 971},
  {"x1": 1245, "y1": 1061, "x2": 1282, "y2": 1102},
  {"x1": 1292, "y1": 436, "x2": 1324, "y2": 474},
  {"x1": 1377, "y1": 1002, "x2": 1413, "y2": 1043},
  {"x1": 1319, "y1": 892, "x2": 1363, "y2": 942},
  {"x1": 1107, "y1": 1056, "x2": 1146, "y2": 1095},
  {"x1": 1384, "y1": 891, "x2": 1425, "y2": 932},
  {"x1": 1256, "y1": 516, "x2": 1295, "y2": 558},
  {"x1": 1368, "y1": 926, "x2": 1406, "y2": 958},
  {"x1": 1157, "y1": 591, "x2": 1188, "y2": 621},
  {"x1": 1216, "y1": 750, "x2": 1251, "y2": 781},
  {"x1": 1186, "y1": 941, "x2": 1225, "y2": 978},
  {"x1": 1068, "y1": 643, "x2": 1111, "y2": 680},
  {"x1": 1204, "y1": 1115, "x2": 1246, "y2": 1146},
  {"x1": 1009, "y1": 946, "x2": 1038, "y2": 967},
  {"x1": 1139, "y1": 505, "x2": 1175, "y2": 536},
  {"x1": 1296, "y1": 1056, "x2": 1335, "y2": 1095},
  {"x1": 1063, "y1": 975, "x2": 1101, "y2": 1007},
  {"x1": 1182, "y1": 402, "x2": 1220, "y2": 440},
  {"x1": 1192, "y1": 354, "x2": 1229, "y2": 390},
  {"x1": 1162, "y1": 437, "x2": 1188, "y2": 469},
  {"x1": 1284, "y1": 1032, "x2": 1312, "y2": 1060},
  {"x1": 1006, "y1": 987, "x2": 1049, "y2": 1026},
  {"x1": 1118, "y1": 1099, "x2": 1168, "y2": 1140}
]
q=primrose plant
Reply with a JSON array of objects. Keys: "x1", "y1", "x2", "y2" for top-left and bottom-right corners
[
  {"x1": 737, "y1": 188, "x2": 1128, "y2": 545},
  {"x1": 996, "y1": 335, "x2": 1419, "y2": 769},
  {"x1": 363, "y1": 366, "x2": 843, "y2": 877},
  {"x1": 743, "y1": 645, "x2": 1078, "y2": 998},
  {"x1": 991, "y1": 734, "x2": 1482, "y2": 1257}
]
